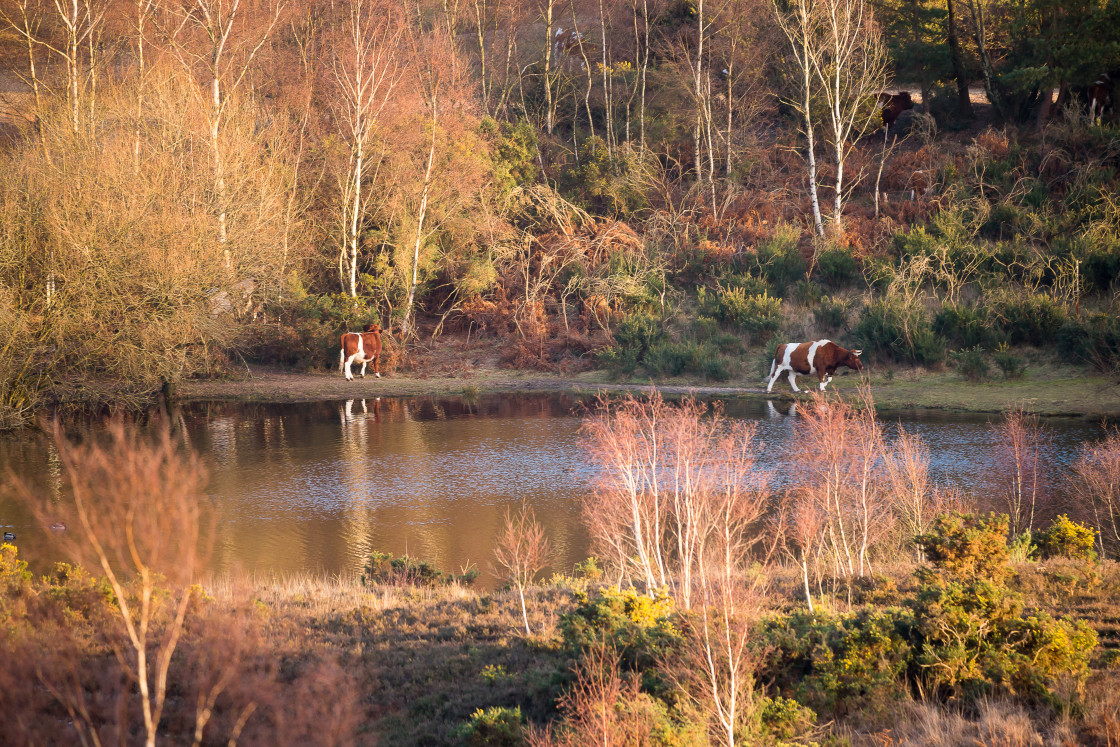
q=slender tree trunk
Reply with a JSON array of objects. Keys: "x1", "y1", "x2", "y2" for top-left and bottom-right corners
[
  {"x1": 543, "y1": 0, "x2": 554, "y2": 134},
  {"x1": 962, "y1": 0, "x2": 1002, "y2": 118},
  {"x1": 693, "y1": 0, "x2": 705, "y2": 187},
  {"x1": 599, "y1": 0, "x2": 612, "y2": 156},
  {"x1": 801, "y1": 556, "x2": 814, "y2": 612},
  {"x1": 473, "y1": 0, "x2": 489, "y2": 112},
  {"x1": 402, "y1": 107, "x2": 437, "y2": 339},
  {"x1": 348, "y1": 140, "x2": 363, "y2": 299},
  {"x1": 211, "y1": 75, "x2": 230, "y2": 273},
  {"x1": 639, "y1": 0, "x2": 649, "y2": 157},
  {"x1": 945, "y1": 0, "x2": 973, "y2": 118},
  {"x1": 518, "y1": 582, "x2": 530, "y2": 634},
  {"x1": 801, "y1": 32, "x2": 824, "y2": 236}
]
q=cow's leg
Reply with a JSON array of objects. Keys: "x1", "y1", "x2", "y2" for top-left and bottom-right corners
[
  {"x1": 339, "y1": 348, "x2": 345, "y2": 374},
  {"x1": 820, "y1": 374, "x2": 833, "y2": 391},
  {"x1": 766, "y1": 361, "x2": 783, "y2": 393},
  {"x1": 344, "y1": 354, "x2": 361, "y2": 381},
  {"x1": 787, "y1": 370, "x2": 800, "y2": 393},
  {"x1": 373, "y1": 352, "x2": 381, "y2": 378},
  {"x1": 360, "y1": 358, "x2": 368, "y2": 378}
]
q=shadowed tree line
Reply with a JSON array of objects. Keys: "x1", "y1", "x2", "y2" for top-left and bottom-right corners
[{"x1": 0, "y1": 0, "x2": 1119, "y2": 424}]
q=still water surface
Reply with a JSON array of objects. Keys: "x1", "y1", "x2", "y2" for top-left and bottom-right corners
[{"x1": 0, "y1": 394, "x2": 1109, "y2": 584}]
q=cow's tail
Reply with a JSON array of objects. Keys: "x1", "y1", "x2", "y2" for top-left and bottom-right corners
[{"x1": 339, "y1": 337, "x2": 346, "y2": 373}]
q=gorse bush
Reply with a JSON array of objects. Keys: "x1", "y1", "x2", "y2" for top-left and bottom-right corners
[
  {"x1": 987, "y1": 292, "x2": 1068, "y2": 346},
  {"x1": 813, "y1": 296, "x2": 850, "y2": 333},
  {"x1": 642, "y1": 340, "x2": 728, "y2": 380},
  {"x1": 993, "y1": 344, "x2": 1027, "y2": 379},
  {"x1": 453, "y1": 706, "x2": 524, "y2": 747},
  {"x1": 1033, "y1": 515, "x2": 1097, "y2": 562},
  {"x1": 762, "y1": 609, "x2": 913, "y2": 717},
  {"x1": 558, "y1": 136, "x2": 649, "y2": 217},
  {"x1": 559, "y1": 587, "x2": 679, "y2": 677},
  {"x1": 752, "y1": 224, "x2": 807, "y2": 292},
  {"x1": 910, "y1": 574, "x2": 1097, "y2": 703},
  {"x1": 597, "y1": 313, "x2": 665, "y2": 375},
  {"x1": 700, "y1": 286, "x2": 782, "y2": 341},
  {"x1": 1057, "y1": 312, "x2": 1120, "y2": 371},
  {"x1": 757, "y1": 695, "x2": 817, "y2": 741},
  {"x1": 814, "y1": 245, "x2": 861, "y2": 287},
  {"x1": 911, "y1": 512, "x2": 1096, "y2": 703},
  {"x1": 949, "y1": 346, "x2": 989, "y2": 382},
  {"x1": 933, "y1": 304, "x2": 1004, "y2": 349},
  {"x1": 361, "y1": 551, "x2": 478, "y2": 587},
  {"x1": 918, "y1": 512, "x2": 1012, "y2": 583},
  {"x1": 855, "y1": 300, "x2": 944, "y2": 365}
]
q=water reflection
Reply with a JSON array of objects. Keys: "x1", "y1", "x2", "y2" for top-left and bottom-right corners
[{"x1": 0, "y1": 394, "x2": 1111, "y2": 586}]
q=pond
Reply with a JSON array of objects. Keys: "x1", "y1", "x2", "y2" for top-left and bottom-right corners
[{"x1": 0, "y1": 393, "x2": 1109, "y2": 585}]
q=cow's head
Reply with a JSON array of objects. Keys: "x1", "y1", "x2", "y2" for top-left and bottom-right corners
[
  {"x1": 844, "y1": 348, "x2": 864, "y2": 372},
  {"x1": 363, "y1": 323, "x2": 381, "y2": 334}
]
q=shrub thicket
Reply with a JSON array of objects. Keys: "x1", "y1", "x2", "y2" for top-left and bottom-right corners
[
  {"x1": 855, "y1": 301, "x2": 945, "y2": 365},
  {"x1": 1033, "y1": 515, "x2": 1098, "y2": 562},
  {"x1": 361, "y1": 551, "x2": 479, "y2": 587}
]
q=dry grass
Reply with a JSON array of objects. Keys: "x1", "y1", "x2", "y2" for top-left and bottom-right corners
[
  {"x1": 872, "y1": 699, "x2": 1075, "y2": 747},
  {"x1": 203, "y1": 572, "x2": 578, "y2": 746}
]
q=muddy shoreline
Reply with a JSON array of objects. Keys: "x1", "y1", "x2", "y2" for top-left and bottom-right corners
[{"x1": 177, "y1": 365, "x2": 1120, "y2": 419}]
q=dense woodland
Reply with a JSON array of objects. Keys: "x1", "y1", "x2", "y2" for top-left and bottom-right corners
[{"x1": 0, "y1": 0, "x2": 1117, "y2": 423}]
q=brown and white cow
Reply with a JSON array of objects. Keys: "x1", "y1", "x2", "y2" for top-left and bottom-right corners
[
  {"x1": 766, "y1": 340, "x2": 863, "y2": 393},
  {"x1": 878, "y1": 91, "x2": 914, "y2": 130},
  {"x1": 339, "y1": 323, "x2": 382, "y2": 381}
]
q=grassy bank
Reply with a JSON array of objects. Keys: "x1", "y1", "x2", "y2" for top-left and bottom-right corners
[
  {"x1": 177, "y1": 358, "x2": 1120, "y2": 419},
  {"x1": 213, "y1": 554, "x2": 1120, "y2": 746}
]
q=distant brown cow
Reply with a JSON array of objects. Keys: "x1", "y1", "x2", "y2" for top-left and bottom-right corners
[
  {"x1": 339, "y1": 323, "x2": 382, "y2": 381},
  {"x1": 766, "y1": 340, "x2": 863, "y2": 393},
  {"x1": 1090, "y1": 73, "x2": 1112, "y2": 125},
  {"x1": 878, "y1": 91, "x2": 914, "y2": 129}
]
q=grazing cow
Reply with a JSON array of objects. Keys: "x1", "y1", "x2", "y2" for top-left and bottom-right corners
[
  {"x1": 766, "y1": 340, "x2": 863, "y2": 393},
  {"x1": 1090, "y1": 73, "x2": 1113, "y2": 125},
  {"x1": 339, "y1": 323, "x2": 382, "y2": 381},
  {"x1": 878, "y1": 91, "x2": 914, "y2": 130}
]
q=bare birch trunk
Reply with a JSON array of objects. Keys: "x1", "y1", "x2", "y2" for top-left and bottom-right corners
[{"x1": 402, "y1": 107, "x2": 438, "y2": 340}]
